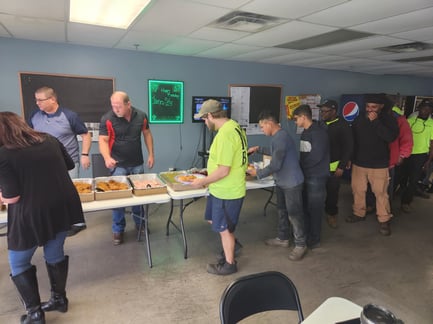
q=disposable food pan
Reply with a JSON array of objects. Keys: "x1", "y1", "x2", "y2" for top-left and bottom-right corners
[
  {"x1": 72, "y1": 178, "x2": 94, "y2": 202},
  {"x1": 94, "y1": 176, "x2": 132, "y2": 200},
  {"x1": 128, "y1": 173, "x2": 167, "y2": 196}
]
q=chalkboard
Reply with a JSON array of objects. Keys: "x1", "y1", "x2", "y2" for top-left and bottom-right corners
[
  {"x1": 19, "y1": 72, "x2": 114, "y2": 122},
  {"x1": 229, "y1": 84, "x2": 282, "y2": 135},
  {"x1": 148, "y1": 79, "x2": 184, "y2": 124}
]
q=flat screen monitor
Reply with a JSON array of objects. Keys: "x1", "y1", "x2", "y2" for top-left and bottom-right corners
[{"x1": 192, "y1": 96, "x2": 231, "y2": 123}]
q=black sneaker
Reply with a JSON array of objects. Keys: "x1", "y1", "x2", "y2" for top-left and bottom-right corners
[
  {"x1": 207, "y1": 261, "x2": 237, "y2": 275},
  {"x1": 216, "y1": 239, "x2": 243, "y2": 264},
  {"x1": 345, "y1": 214, "x2": 365, "y2": 223},
  {"x1": 67, "y1": 224, "x2": 87, "y2": 237}
]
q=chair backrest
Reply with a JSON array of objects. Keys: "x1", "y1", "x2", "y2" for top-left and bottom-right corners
[
  {"x1": 219, "y1": 271, "x2": 304, "y2": 324},
  {"x1": 91, "y1": 154, "x2": 111, "y2": 177}
]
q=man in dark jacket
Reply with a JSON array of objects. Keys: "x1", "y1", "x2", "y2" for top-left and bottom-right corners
[
  {"x1": 318, "y1": 99, "x2": 353, "y2": 229},
  {"x1": 348, "y1": 94, "x2": 399, "y2": 235},
  {"x1": 293, "y1": 105, "x2": 330, "y2": 249}
]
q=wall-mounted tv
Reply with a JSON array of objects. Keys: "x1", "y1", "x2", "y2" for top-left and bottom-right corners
[{"x1": 192, "y1": 96, "x2": 231, "y2": 123}]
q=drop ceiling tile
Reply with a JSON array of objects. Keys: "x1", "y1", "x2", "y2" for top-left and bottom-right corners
[
  {"x1": 234, "y1": 21, "x2": 336, "y2": 47},
  {"x1": 158, "y1": 37, "x2": 223, "y2": 56},
  {"x1": 288, "y1": 54, "x2": 348, "y2": 65},
  {"x1": 301, "y1": 0, "x2": 433, "y2": 27},
  {"x1": 195, "y1": 43, "x2": 261, "y2": 59},
  {"x1": 188, "y1": 27, "x2": 249, "y2": 42},
  {"x1": 187, "y1": 0, "x2": 251, "y2": 9},
  {"x1": 0, "y1": 0, "x2": 65, "y2": 19},
  {"x1": 239, "y1": 0, "x2": 349, "y2": 19},
  {"x1": 132, "y1": 0, "x2": 230, "y2": 35},
  {"x1": 392, "y1": 26, "x2": 433, "y2": 42},
  {"x1": 115, "y1": 30, "x2": 177, "y2": 51},
  {"x1": 0, "y1": 13, "x2": 65, "y2": 42},
  {"x1": 0, "y1": 23, "x2": 11, "y2": 37},
  {"x1": 67, "y1": 23, "x2": 126, "y2": 47},
  {"x1": 349, "y1": 7, "x2": 433, "y2": 35}
]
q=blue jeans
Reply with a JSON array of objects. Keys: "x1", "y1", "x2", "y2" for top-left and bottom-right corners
[
  {"x1": 111, "y1": 165, "x2": 144, "y2": 233},
  {"x1": 275, "y1": 184, "x2": 306, "y2": 247},
  {"x1": 303, "y1": 176, "x2": 328, "y2": 247},
  {"x1": 8, "y1": 231, "x2": 68, "y2": 276}
]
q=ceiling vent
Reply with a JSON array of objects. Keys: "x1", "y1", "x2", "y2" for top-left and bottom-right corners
[
  {"x1": 394, "y1": 55, "x2": 433, "y2": 63},
  {"x1": 209, "y1": 11, "x2": 287, "y2": 33},
  {"x1": 376, "y1": 42, "x2": 433, "y2": 53}
]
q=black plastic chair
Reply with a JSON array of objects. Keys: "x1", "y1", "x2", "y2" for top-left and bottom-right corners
[{"x1": 219, "y1": 271, "x2": 304, "y2": 324}]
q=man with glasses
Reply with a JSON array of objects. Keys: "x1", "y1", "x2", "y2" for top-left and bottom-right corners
[
  {"x1": 29, "y1": 86, "x2": 91, "y2": 236},
  {"x1": 190, "y1": 99, "x2": 247, "y2": 275},
  {"x1": 318, "y1": 99, "x2": 353, "y2": 229}
]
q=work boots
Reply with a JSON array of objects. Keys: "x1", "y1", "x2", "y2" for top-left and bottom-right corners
[
  {"x1": 41, "y1": 256, "x2": 69, "y2": 313},
  {"x1": 11, "y1": 265, "x2": 46, "y2": 324}
]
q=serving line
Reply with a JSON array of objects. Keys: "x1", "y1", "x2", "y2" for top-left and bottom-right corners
[
  {"x1": 165, "y1": 179, "x2": 275, "y2": 259},
  {"x1": 0, "y1": 194, "x2": 172, "y2": 268}
]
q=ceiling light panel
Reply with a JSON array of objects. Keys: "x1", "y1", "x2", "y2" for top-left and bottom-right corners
[
  {"x1": 310, "y1": 36, "x2": 405, "y2": 54},
  {"x1": 132, "y1": 0, "x2": 230, "y2": 34},
  {"x1": 70, "y1": 0, "x2": 151, "y2": 29}
]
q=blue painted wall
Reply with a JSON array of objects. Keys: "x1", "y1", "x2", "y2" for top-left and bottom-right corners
[{"x1": 1, "y1": 37, "x2": 432, "y2": 177}]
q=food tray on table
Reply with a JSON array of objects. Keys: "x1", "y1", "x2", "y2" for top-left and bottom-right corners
[
  {"x1": 128, "y1": 173, "x2": 167, "y2": 196},
  {"x1": 159, "y1": 170, "x2": 206, "y2": 191},
  {"x1": 72, "y1": 178, "x2": 94, "y2": 202},
  {"x1": 94, "y1": 176, "x2": 132, "y2": 200}
]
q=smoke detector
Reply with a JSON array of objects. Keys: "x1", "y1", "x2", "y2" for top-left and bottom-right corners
[{"x1": 209, "y1": 11, "x2": 287, "y2": 33}]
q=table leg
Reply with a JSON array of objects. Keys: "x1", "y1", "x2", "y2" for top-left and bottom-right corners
[
  {"x1": 166, "y1": 199, "x2": 174, "y2": 236},
  {"x1": 136, "y1": 205, "x2": 152, "y2": 268},
  {"x1": 165, "y1": 199, "x2": 188, "y2": 259},
  {"x1": 263, "y1": 187, "x2": 276, "y2": 217}
]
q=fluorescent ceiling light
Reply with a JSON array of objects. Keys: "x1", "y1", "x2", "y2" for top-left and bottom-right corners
[{"x1": 70, "y1": 0, "x2": 151, "y2": 29}]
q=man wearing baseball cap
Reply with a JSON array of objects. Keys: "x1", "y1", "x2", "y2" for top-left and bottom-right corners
[
  {"x1": 318, "y1": 99, "x2": 353, "y2": 229},
  {"x1": 348, "y1": 93, "x2": 399, "y2": 236},
  {"x1": 191, "y1": 99, "x2": 248, "y2": 275}
]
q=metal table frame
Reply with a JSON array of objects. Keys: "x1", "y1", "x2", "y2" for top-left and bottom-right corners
[{"x1": 165, "y1": 179, "x2": 275, "y2": 259}]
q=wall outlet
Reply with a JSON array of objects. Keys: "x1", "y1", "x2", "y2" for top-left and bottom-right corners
[{"x1": 168, "y1": 167, "x2": 176, "y2": 171}]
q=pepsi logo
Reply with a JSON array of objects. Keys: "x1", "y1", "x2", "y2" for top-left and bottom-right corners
[{"x1": 342, "y1": 101, "x2": 359, "y2": 122}]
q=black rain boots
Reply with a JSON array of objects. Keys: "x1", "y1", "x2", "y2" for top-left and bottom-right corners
[
  {"x1": 41, "y1": 255, "x2": 69, "y2": 313},
  {"x1": 11, "y1": 265, "x2": 46, "y2": 324}
]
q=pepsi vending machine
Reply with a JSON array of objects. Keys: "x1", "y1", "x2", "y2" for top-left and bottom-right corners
[{"x1": 340, "y1": 94, "x2": 364, "y2": 123}]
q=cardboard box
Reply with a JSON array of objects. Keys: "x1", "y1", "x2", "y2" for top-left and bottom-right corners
[
  {"x1": 72, "y1": 178, "x2": 94, "y2": 202},
  {"x1": 128, "y1": 173, "x2": 167, "y2": 196},
  {"x1": 94, "y1": 176, "x2": 132, "y2": 200}
]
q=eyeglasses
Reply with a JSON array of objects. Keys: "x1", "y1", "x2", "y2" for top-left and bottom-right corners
[
  {"x1": 35, "y1": 97, "x2": 52, "y2": 102},
  {"x1": 320, "y1": 109, "x2": 333, "y2": 114}
]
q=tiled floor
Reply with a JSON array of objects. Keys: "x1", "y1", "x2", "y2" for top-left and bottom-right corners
[{"x1": 0, "y1": 182, "x2": 432, "y2": 323}]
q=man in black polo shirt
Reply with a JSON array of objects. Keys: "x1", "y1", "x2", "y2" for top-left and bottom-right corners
[{"x1": 99, "y1": 91, "x2": 154, "y2": 245}]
